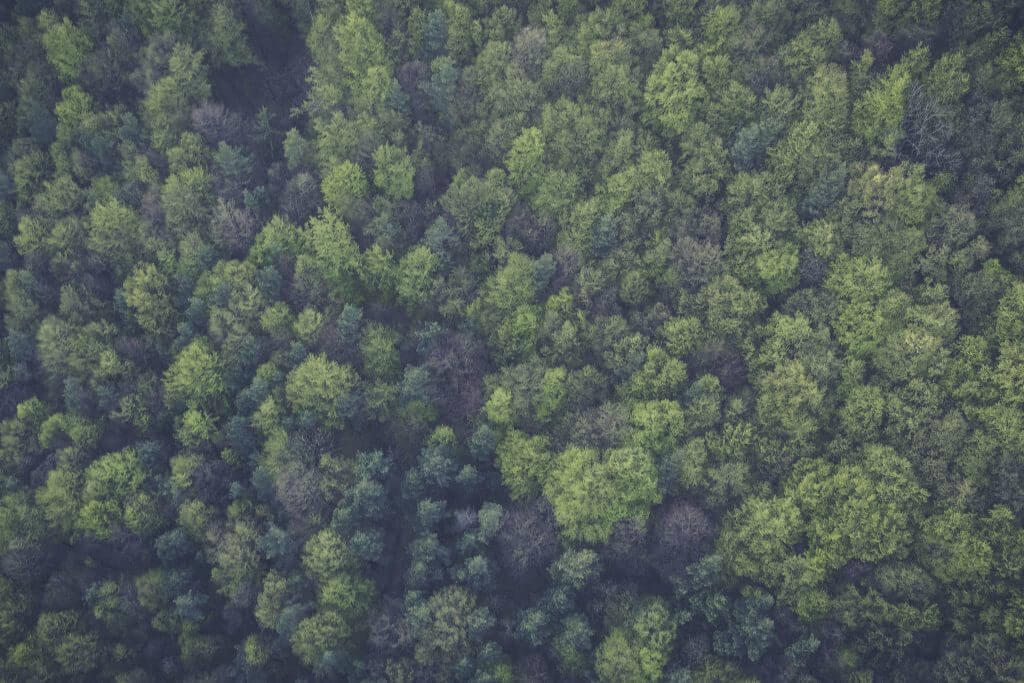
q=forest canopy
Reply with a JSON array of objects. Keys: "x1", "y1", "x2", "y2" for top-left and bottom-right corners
[{"x1": 1, "y1": 0, "x2": 1024, "y2": 680}]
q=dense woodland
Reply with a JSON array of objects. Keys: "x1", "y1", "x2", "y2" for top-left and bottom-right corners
[{"x1": 2, "y1": 0, "x2": 1024, "y2": 680}]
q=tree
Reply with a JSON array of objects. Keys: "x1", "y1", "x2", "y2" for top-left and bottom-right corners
[
  {"x1": 211, "y1": 199, "x2": 257, "y2": 255},
  {"x1": 629, "y1": 400, "x2": 686, "y2": 458},
  {"x1": 919, "y1": 510, "x2": 993, "y2": 586},
  {"x1": 596, "y1": 598, "x2": 677, "y2": 683},
  {"x1": 496, "y1": 500, "x2": 560, "y2": 580},
  {"x1": 754, "y1": 359, "x2": 824, "y2": 460},
  {"x1": 554, "y1": 613, "x2": 594, "y2": 677},
  {"x1": 38, "y1": 11, "x2": 91, "y2": 83},
  {"x1": 596, "y1": 629, "x2": 646, "y2": 682},
  {"x1": 142, "y1": 44, "x2": 211, "y2": 150},
  {"x1": 210, "y1": 519, "x2": 263, "y2": 606},
  {"x1": 660, "y1": 316, "x2": 702, "y2": 358},
  {"x1": 534, "y1": 367, "x2": 567, "y2": 423},
  {"x1": 841, "y1": 162, "x2": 936, "y2": 286},
  {"x1": 496, "y1": 429, "x2": 552, "y2": 501},
  {"x1": 441, "y1": 168, "x2": 514, "y2": 251},
  {"x1": 298, "y1": 209, "x2": 363, "y2": 305},
  {"x1": 719, "y1": 496, "x2": 803, "y2": 584},
  {"x1": 407, "y1": 586, "x2": 494, "y2": 680},
  {"x1": 651, "y1": 499, "x2": 713, "y2": 575},
  {"x1": 792, "y1": 446, "x2": 928, "y2": 571},
  {"x1": 505, "y1": 126, "x2": 546, "y2": 197},
  {"x1": 212, "y1": 142, "x2": 252, "y2": 200},
  {"x1": 468, "y1": 252, "x2": 544, "y2": 358},
  {"x1": 205, "y1": 3, "x2": 255, "y2": 67},
  {"x1": 87, "y1": 199, "x2": 155, "y2": 278},
  {"x1": 621, "y1": 348, "x2": 688, "y2": 401},
  {"x1": 839, "y1": 383, "x2": 886, "y2": 443},
  {"x1": 372, "y1": 143, "x2": 415, "y2": 201},
  {"x1": 162, "y1": 167, "x2": 214, "y2": 238},
  {"x1": 303, "y1": 528, "x2": 358, "y2": 584},
  {"x1": 644, "y1": 45, "x2": 753, "y2": 145},
  {"x1": 359, "y1": 323, "x2": 399, "y2": 380},
  {"x1": 852, "y1": 55, "x2": 912, "y2": 158},
  {"x1": 825, "y1": 255, "x2": 904, "y2": 360},
  {"x1": 321, "y1": 161, "x2": 368, "y2": 220},
  {"x1": 291, "y1": 571, "x2": 374, "y2": 676},
  {"x1": 164, "y1": 339, "x2": 227, "y2": 411},
  {"x1": 778, "y1": 18, "x2": 842, "y2": 82},
  {"x1": 285, "y1": 354, "x2": 359, "y2": 425},
  {"x1": 121, "y1": 263, "x2": 176, "y2": 340},
  {"x1": 36, "y1": 466, "x2": 80, "y2": 537},
  {"x1": 701, "y1": 275, "x2": 766, "y2": 342},
  {"x1": 0, "y1": 398, "x2": 48, "y2": 478},
  {"x1": 544, "y1": 446, "x2": 661, "y2": 544},
  {"x1": 321, "y1": 12, "x2": 388, "y2": 92},
  {"x1": 395, "y1": 245, "x2": 441, "y2": 314},
  {"x1": 0, "y1": 576, "x2": 30, "y2": 650},
  {"x1": 78, "y1": 448, "x2": 158, "y2": 539},
  {"x1": 8, "y1": 611, "x2": 102, "y2": 680}
]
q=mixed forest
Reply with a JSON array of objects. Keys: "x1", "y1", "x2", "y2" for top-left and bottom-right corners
[{"x1": 2, "y1": 0, "x2": 1024, "y2": 680}]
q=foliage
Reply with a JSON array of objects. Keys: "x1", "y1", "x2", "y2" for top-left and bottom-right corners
[
  {"x1": 544, "y1": 445, "x2": 661, "y2": 543},
  {"x1": 0, "y1": 1, "x2": 1022, "y2": 680}
]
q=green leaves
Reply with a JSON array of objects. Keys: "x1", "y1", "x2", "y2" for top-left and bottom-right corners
[
  {"x1": 142, "y1": 44, "x2": 210, "y2": 150},
  {"x1": 842, "y1": 162, "x2": 935, "y2": 284},
  {"x1": 407, "y1": 586, "x2": 493, "y2": 679},
  {"x1": 291, "y1": 571, "x2": 374, "y2": 674},
  {"x1": 372, "y1": 143, "x2": 415, "y2": 201},
  {"x1": 496, "y1": 429, "x2": 552, "y2": 501},
  {"x1": 919, "y1": 510, "x2": 993, "y2": 585},
  {"x1": 441, "y1": 168, "x2": 514, "y2": 251},
  {"x1": 853, "y1": 62, "x2": 911, "y2": 158},
  {"x1": 285, "y1": 354, "x2": 359, "y2": 426},
  {"x1": 505, "y1": 126, "x2": 545, "y2": 197},
  {"x1": 720, "y1": 445, "x2": 929, "y2": 596},
  {"x1": 644, "y1": 43, "x2": 754, "y2": 147},
  {"x1": 396, "y1": 245, "x2": 441, "y2": 313},
  {"x1": 206, "y1": 3, "x2": 255, "y2": 67},
  {"x1": 88, "y1": 200, "x2": 154, "y2": 278},
  {"x1": 79, "y1": 449, "x2": 156, "y2": 539},
  {"x1": 596, "y1": 599, "x2": 677, "y2": 682},
  {"x1": 321, "y1": 161, "x2": 368, "y2": 219},
  {"x1": 161, "y1": 167, "x2": 214, "y2": 237},
  {"x1": 299, "y1": 209, "x2": 363, "y2": 304},
  {"x1": 645, "y1": 47, "x2": 706, "y2": 139},
  {"x1": 303, "y1": 529, "x2": 358, "y2": 583},
  {"x1": 795, "y1": 446, "x2": 927, "y2": 569},
  {"x1": 754, "y1": 359, "x2": 823, "y2": 452},
  {"x1": 468, "y1": 252, "x2": 544, "y2": 359},
  {"x1": 164, "y1": 339, "x2": 226, "y2": 411},
  {"x1": 3, "y1": 1, "x2": 1024, "y2": 680},
  {"x1": 720, "y1": 496, "x2": 804, "y2": 583},
  {"x1": 544, "y1": 445, "x2": 661, "y2": 543},
  {"x1": 38, "y1": 12, "x2": 90, "y2": 82}
]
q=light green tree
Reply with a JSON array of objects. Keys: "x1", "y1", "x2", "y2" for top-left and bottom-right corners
[
  {"x1": 78, "y1": 449, "x2": 157, "y2": 539},
  {"x1": 142, "y1": 44, "x2": 211, "y2": 150},
  {"x1": 285, "y1": 354, "x2": 359, "y2": 425},
  {"x1": 164, "y1": 339, "x2": 226, "y2": 410},
  {"x1": 395, "y1": 245, "x2": 441, "y2": 314},
  {"x1": 545, "y1": 445, "x2": 661, "y2": 543},
  {"x1": 38, "y1": 11, "x2": 91, "y2": 82},
  {"x1": 121, "y1": 263, "x2": 176, "y2": 340},
  {"x1": 372, "y1": 144, "x2": 415, "y2": 201},
  {"x1": 321, "y1": 161, "x2": 368, "y2": 220},
  {"x1": 496, "y1": 429, "x2": 552, "y2": 500},
  {"x1": 596, "y1": 598, "x2": 677, "y2": 682}
]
